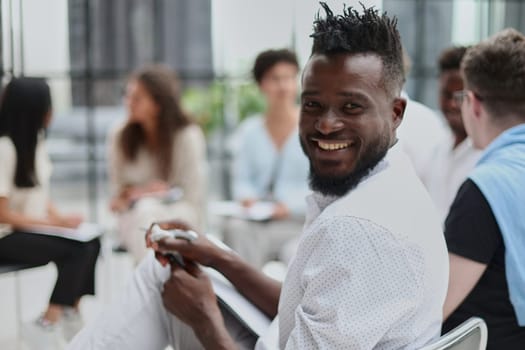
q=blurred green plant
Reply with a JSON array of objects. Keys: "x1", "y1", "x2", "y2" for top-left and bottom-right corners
[
  {"x1": 181, "y1": 80, "x2": 265, "y2": 136},
  {"x1": 236, "y1": 83, "x2": 266, "y2": 122},
  {"x1": 182, "y1": 81, "x2": 225, "y2": 136}
]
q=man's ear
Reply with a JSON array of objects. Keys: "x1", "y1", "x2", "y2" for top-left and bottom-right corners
[
  {"x1": 392, "y1": 97, "x2": 406, "y2": 130},
  {"x1": 470, "y1": 91, "x2": 483, "y2": 119}
]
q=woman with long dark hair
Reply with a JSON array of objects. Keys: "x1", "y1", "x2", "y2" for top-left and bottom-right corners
[
  {"x1": 0, "y1": 77, "x2": 100, "y2": 349},
  {"x1": 108, "y1": 64, "x2": 206, "y2": 263}
]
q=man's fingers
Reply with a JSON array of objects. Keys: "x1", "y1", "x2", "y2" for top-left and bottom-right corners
[
  {"x1": 184, "y1": 261, "x2": 202, "y2": 277},
  {"x1": 155, "y1": 251, "x2": 170, "y2": 267},
  {"x1": 170, "y1": 265, "x2": 194, "y2": 283},
  {"x1": 156, "y1": 237, "x2": 190, "y2": 253}
]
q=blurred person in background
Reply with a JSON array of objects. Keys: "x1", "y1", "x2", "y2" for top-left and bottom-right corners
[
  {"x1": 224, "y1": 49, "x2": 310, "y2": 268},
  {"x1": 108, "y1": 64, "x2": 206, "y2": 263},
  {"x1": 396, "y1": 50, "x2": 448, "y2": 182},
  {"x1": 0, "y1": 77, "x2": 100, "y2": 349},
  {"x1": 422, "y1": 47, "x2": 481, "y2": 223},
  {"x1": 442, "y1": 29, "x2": 525, "y2": 349}
]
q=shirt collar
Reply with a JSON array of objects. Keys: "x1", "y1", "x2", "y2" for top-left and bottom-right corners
[{"x1": 304, "y1": 143, "x2": 398, "y2": 227}]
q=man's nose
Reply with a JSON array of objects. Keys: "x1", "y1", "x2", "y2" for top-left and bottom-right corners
[
  {"x1": 445, "y1": 96, "x2": 459, "y2": 110},
  {"x1": 315, "y1": 111, "x2": 344, "y2": 135}
]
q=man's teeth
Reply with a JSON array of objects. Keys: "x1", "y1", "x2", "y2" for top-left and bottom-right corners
[{"x1": 317, "y1": 141, "x2": 349, "y2": 151}]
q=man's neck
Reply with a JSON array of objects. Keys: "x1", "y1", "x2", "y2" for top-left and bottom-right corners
[{"x1": 483, "y1": 116, "x2": 525, "y2": 147}]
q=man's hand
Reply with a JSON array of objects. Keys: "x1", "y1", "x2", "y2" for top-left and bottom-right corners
[
  {"x1": 146, "y1": 220, "x2": 226, "y2": 268},
  {"x1": 162, "y1": 262, "x2": 219, "y2": 328},
  {"x1": 147, "y1": 220, "x2": 281, "y2": 320},
  {"x1": 162, "y1": 263, "x2": 237, "y2": 349}
]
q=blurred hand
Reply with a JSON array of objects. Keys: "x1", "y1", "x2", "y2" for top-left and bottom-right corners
[
  {"x1": 128, "y1": 181, "x2": 170, "y2": 202},
  {"x1": 147, "y1": 180, "x2": 169, "y2": 193},
  {"x1": 110, "y1": 196, "x2": 129, "y2": 213},
  {"x1": 52, "y1": 214, "x2": 83, "y2": 229},
  {"x1": 240, "y1": 198, "x2": 256, "y2": 208},
  {"x1": 272, "y1": 202, "x2": 290, "y2": 220},
  {"x1": 146, "y1": 220, "x2": 224, "y2": 268}
]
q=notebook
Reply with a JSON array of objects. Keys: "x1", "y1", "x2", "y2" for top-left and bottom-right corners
[
  {"x1": 20, "y1": 222, "x2": 103, "y2": 242},
  {"x1": 205, "y1": 267, "x2": 272, "y2": 337}
]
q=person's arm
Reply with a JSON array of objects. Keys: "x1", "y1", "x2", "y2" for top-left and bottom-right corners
[
  {"x1": 107, "y1": 125, "x2": 134, "y2": 212},
  {"x1": 230, "y1": 120, "x2": 259, "y2": 202},
  {"x1": 0, "y1": 197, "x2": 69, "y2": 229},
  {"x1": 275, "y1": 140, "x2": 310, "y2": 217},
  {"x1": 0, "y1": 139, "x2": 74, "y2": 229},
  {"x1": 47, "y1": 202, "x2": 83, "y2": 228},
  {"x1": 442, "y1": 179, "x2": 501, "y2": 320},
  {"x1": 168, "y1": 125, "x2": 206, "y2": 205},
  {"x1": 443, "y1": 253, "x2": 487, "y2": 319},
  {"x1": 150, "y1": 221, "x2": 281, "y2": 318}
]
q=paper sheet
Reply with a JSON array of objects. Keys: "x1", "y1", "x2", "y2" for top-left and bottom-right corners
[
  {"x1": 20, "y1": 222, "x2": 103, "y2": 242},
  {"x1": 205, "y1": 267, "x2": 272, "y2": 337},
  {"x1": 209, "y1": 201, "x2": 276, "y2": 222}
]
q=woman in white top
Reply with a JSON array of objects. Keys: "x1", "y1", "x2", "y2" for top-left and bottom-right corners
[
  {"x1": 108, "y1": 65, "x2": 206, "y2": 263},
  {"x1": 0, "y1": 78, "x2": 100, "y2": 347},
  {"x1": 224, "y1": 49, "x2": 310, "y2": 267}
]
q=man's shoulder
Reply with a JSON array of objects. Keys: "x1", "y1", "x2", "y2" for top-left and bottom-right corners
[{"x1": 307, "y1": 214, "x2": 396, "y2": 245}]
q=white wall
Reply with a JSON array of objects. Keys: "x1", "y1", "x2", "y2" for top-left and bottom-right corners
[
  {"x1": 1, "y1": 0, "x2": 72, "y2": 112},
  {"x1": 211, "y1": 0, "x2": 383, "y2": 76}
]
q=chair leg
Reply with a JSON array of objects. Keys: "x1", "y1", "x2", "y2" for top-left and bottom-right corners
[{"x1": 14, "y1": 271, "x2": 22, "y2": 349}]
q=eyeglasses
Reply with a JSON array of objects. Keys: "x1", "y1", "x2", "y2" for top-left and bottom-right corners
[
  {"x1": 452, "y1": 90, "x2": 468, "y2": 105},
  {"x1": 452, "y1": 90, "x2": 485, "y2": 106}
]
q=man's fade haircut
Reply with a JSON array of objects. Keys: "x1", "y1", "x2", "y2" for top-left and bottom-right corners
[
  {"x1": 252, "y1": 49, "x2": 299, "y2": 84},
  {"x1": 438, "y1": 46, "x2": 469, "y2": 73},
  {"x1": 461, "y1": 28, "x2": 525, "y2": 119},
  {"x1": 310, "y1": 2, "x2": 404, "y2": 97}
]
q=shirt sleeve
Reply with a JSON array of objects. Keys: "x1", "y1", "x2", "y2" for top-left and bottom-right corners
[
  {"x1": 444, "y1": 179, "x2": 502, "y2": 264},
  {"x1": 231, "y1": 122, "x2": 258, "y2": 200},
  {"x1": 0, "y1": 138, "x2": 16, "y2": 198},
  {"x1": 168, "y1": 124, "x2": 207, "y2": 209},
  {"x1": 284, "y1": 216, "x2": 424, "y2": 349}
]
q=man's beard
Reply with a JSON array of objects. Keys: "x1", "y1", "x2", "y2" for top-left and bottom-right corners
[{"x1": 308, "y1": 135, "x2": 390, "y2": 197}]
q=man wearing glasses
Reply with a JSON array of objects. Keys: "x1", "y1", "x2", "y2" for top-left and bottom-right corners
[
  {"x1": 442, "y1": 29, "x2": 525, "y2": 349},
  {"x1": 422, "y1": 46, "x2": 481, "y2": 224}
]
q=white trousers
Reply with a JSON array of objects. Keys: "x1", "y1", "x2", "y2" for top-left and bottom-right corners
[
  {"x1": 117, "y1": 198, "x2": 201, "y2": 264},
  {"x1": 67, "y1": 253, "x2": 256, "y2": 350},
  {"x1": 222, "y1": 218, "x2": 304, "y2": 269}
]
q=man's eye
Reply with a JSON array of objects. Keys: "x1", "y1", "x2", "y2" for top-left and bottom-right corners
[
  {"x1": 344, "y1": 103, "x2": 362, "y2": 110},
  {"x1": 303, "y1": 101, "x2": 320, "y2": 109}
]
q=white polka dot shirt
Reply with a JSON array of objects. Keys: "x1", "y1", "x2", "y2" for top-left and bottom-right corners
[{"x1": 268, "y1": 145, "x2": 449, "y2": 349}]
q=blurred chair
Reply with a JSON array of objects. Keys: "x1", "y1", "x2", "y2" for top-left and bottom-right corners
[
  {"x1": 0, "y1": 260, "x2": 48, "y2": 344},
  {"x1": 421, "y1": 317, "x2": 488, "y2": 350}
]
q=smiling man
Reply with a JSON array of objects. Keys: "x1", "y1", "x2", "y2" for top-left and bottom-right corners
[{"x1": 69, "y1": 4, "x2": 448, "y2": 350}]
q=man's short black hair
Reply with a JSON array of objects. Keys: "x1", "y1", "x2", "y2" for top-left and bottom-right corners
[
  {"x1": 252, "y1": 49, "x2": 299, "y2": 84},
  {"x1": 310, "y1": 2, "x2": 404, "y2": 97},
  {"x1": 438, "y1": 46, "x2": 469, "y2": 73}
]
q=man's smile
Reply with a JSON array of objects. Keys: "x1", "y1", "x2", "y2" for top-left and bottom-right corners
[{"x1": 312, "y1": 138, "x2": 355, "y2": 152}]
